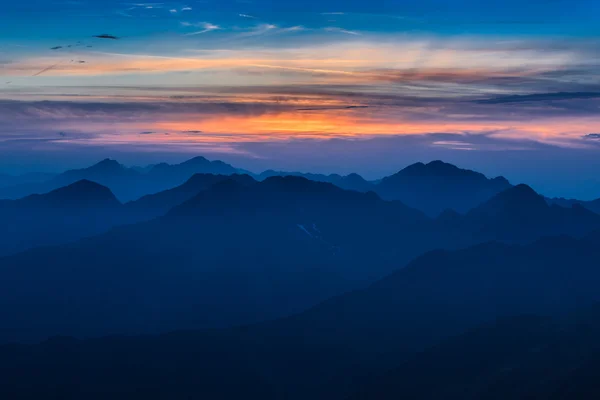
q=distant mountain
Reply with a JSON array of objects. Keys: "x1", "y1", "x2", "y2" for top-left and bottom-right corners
[
  {"x1": 258, "y1": 170, "x2": 373, "y2": 192},
  {"x1": 16, "y1": 179, "x2": 121, "y2": 208},
  {"x1": 3, "y1": 234, "x2": 600, "y2": 399},
  {"x1": 0, "y1": 180, "x2": 125, "y2": 256},
  {"x1": 0, "y1": 156, "x2": 246, "y2": 201},
  {"x1": 126, "y1": 173, "x2": 257, "y2": 220},
  {"x1": 0, "y1": 176, "x2": 439, "y2": 343},
  {"x1": 462, "y1": 184, "x2": 600, "y2": 242},
  {"x1": 0, "y1": 175, "x2": 598, "y2": 344},
  {"x1": 149, "y1": 156, "x2": 242, "y2": 178},
  {"x1": 58, "y1": 158, "x2": 138, "y2": 182},
  {"x1": 376, "y1": 160, "x2": 512, "y2": 216},
  {"x1": 547, "y1": 196, "x2": 600, "y2": 215},
  {"x1": 0, "y1": 159, "x2": 140, "y2": 200}
]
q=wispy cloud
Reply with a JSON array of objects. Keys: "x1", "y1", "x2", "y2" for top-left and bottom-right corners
[
  {"x1": 237, "y1": 24, "x2": 278, "y2": 37},
  {"x1": 239, "y1": 14, "x2": 256, "y2": 19},
  {"x1": 477, "y1": 92, "x2": 600, "y2": 104},
  {"x1": 182, "y1": 22, "x2": 220, "y2": 35},
  {"x1": 324, "y1": 27, "x2": 360, "y2": 35},
  {"x1": 280, "y1": 26, "x2": 305, "y2": 33}
]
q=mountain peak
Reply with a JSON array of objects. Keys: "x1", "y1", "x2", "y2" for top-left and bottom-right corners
[
  {"x1": 47, "y1": 179, "x2": 119, "y2": 203},
  {"x1": 498, "y1": 184, "x2": 544, "y2": 204},
  {"x1": 377, "y1": 161, "x2": 512, "y2": 216},
  {"x1": 21, "y1": 179, "x2": 120, "y2": 207},
  {"x1": 427, "y1": 160, "x2": 458, "y2": 169},
  {"x1": 91, "y1": 158, "x2": 123, "y2": 170},
  {"x1": 181, "y1": 156, "x2": 210, "y2": 166},
  {"x1": 469, "y1": 184, "x2": 548, "y2": 218},
  {"x1": 385, "y1": 161, "x2": 486, "y2": 182}
]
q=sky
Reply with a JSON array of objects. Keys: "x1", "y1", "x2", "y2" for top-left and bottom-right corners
[{"x1": 1, "y1": 0, "x2": 600, "y2": 198}]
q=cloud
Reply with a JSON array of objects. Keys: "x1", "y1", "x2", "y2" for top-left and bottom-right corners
[
  {"x1": 280, "y1": 26, "x2": 305, "y2": 33},
  {"x1": 432, "y1": 140, "x2": 476, "y2": 151},
  {"x1": 477, "y1": 92, "x2": 600, "y2": 104},
  {"x1": 296, "y1": 105, "x2": 369, "y2": 111},
  {"x1": 183, "y1": 22, "x2": 220, "y2": 35},
  {"x1": 324, "y1": 27, "x2": 360, "y2": 35},
  {"x1": 239, "y1": 14, "x2": 256, "y2": 19},
  {"x1": 7, "y1": 37, "x2": 600, "y2": 98},
  {"x1": 583, "y1": 133, "x2": 600, "y2": 140},
  {"x1": 237, "y1": 24, "x2": 278, "y2": 37}
]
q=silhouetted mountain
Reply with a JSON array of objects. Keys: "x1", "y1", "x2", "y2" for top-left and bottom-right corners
[
  {"x1": 1, "y1": 173, "x2": 598, "y2": 344},
  {"x1": 0, "y1": 180, "x2": 125, "y2": 256},
  {"x1": 548, "y1": 196, "x2": 600, "y2": 215},
  {"x1": 376, "y1": 160, "x2": 512, "y2": 216},
  {"x1": 3, "y1": 234, "x2": 600, "y2": 399},
  {"x1": 462, "y1": 184, "x2": 600, "y2": 242},
  {"x1": 0, "y1": 159, "x2": 139, "y2": 200},
  {"x1": 149, "y1": 156, "x2": 241, "y2": 177},
  {"x1": 60, "y1": 158, "x2": 136, "y2": 181},
  {"x1": 17, "y1": 179, "x2": 121, "y2": 207},
  {"x1": 258, "y1": 170, "x2": 373, "y2": 192},
  {"x1": 0, "y1": 176, "x2": 440, "y2": 343},
  {"x1": 126, "y1": 173, "x2": 256, "y2": 220},
  {"x1": 0, "y1": 156, "x2": 246, "y2": 201}
]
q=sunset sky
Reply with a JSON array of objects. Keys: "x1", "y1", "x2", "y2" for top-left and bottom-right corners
[{"x1": 2, "y1": 0, "x2": 600, "y2": 198}]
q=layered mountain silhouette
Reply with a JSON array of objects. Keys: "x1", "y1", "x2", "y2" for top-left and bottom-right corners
[
  {"x1": 125, "y1": 173, "x2": 257, "y2": 220},
  {"x1": 5, "y1": 157, "x2": 596, "y2": 221},
  {"x1": 0, "y1": 158, "x2": 599, "y2": 398},
  {"x1": 0, "y1": 159, "x2": 138, "y2": 201},
  {"x1": 149, "y1": 156, "x2": 242, "y2": 178},
  {"x1": 258, "y1": 170, "x2": 373, "y2": 192},
  {"x1": 459, "y1": 184, "x2": 600, "y2": 242},
  {"x1": 548, "y1": 196, "x2": 600, "y2": 215},
  {"x1": 376, "y1": 160, "x2": 512, "y2": 216},
  {"x1": 0, "y1": 180, "x2": 126, "y2": 256},
  {"x1": 0, "y1": 156, "x2": 245, "y2": 201},
  {"x1": 0, "y1": 174, "x2": 260, "y2": 256},
  {"x1": 14, "y1": 179, "x2": 121, "y2": 208},
  {"x1": 0, "y1": 176, "x2": 439, "y2": 343},
  {"x1": 1, "y1": 174, "x2": 599, "y2": 343},
  {"x1": 2, "y1": 233, "x2": 600, "y2": 399}
]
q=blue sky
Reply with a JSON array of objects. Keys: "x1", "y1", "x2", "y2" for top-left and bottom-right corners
[{"x1": 1, "y1": 0, "x2": 600, "y2": 198}]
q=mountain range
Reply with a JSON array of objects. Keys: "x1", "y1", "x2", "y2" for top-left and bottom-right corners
[
  {"x1": 0, "y1": 157, "x2": 599, "y2": 398},
  {"x1": 0, "y1": 173, "x2": 252, "y2": 256},
  {"x1": 0, "y1": 180, "x2": 124, "y2": 256},
  {"x1": 0, "y1": 156, "x2": 245, "y2": 202},
  {"x1": 0, "y1": 176, "x2": 432, "y2": 342},
  {"x1": 0, "y1": 173, "x2": 599, "y2": 343},
  {"x1": 1, "y1": 157, "x2": 599, "y2": 217}
]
